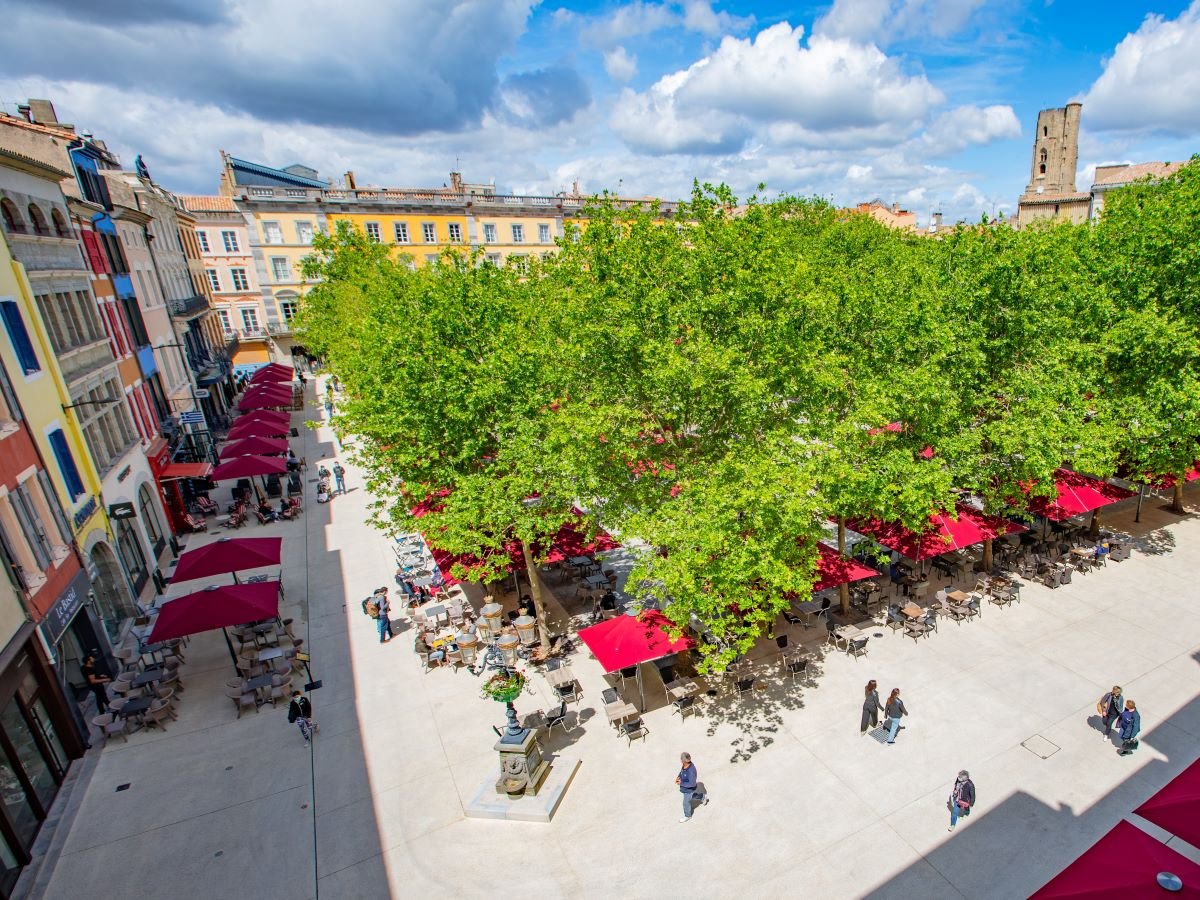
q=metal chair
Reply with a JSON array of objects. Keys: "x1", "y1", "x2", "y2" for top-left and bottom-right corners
[
  {"x1": 620, "y1": 718, "x2": 649, "y2": 745},
  {"x1": 782, "y1": 654, "x2": 808, "y2": 682},
  {"x1": 672, "y1": 695, "x2": 697, "y2": 720},
  {"x1": 846, "y1": 637, "x2": 869, "y2": 659},
  {"x1": 544, "y1": 701, "x2": 571, "y2": 735}
]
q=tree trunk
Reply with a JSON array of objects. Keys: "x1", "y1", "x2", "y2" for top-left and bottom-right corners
[
  {"x1": 1172, "y1": 481, "x2": 1185, "y2": 514},
  {"x1": 520, "y1": 542, "x2": 553, "y2": 649},
  {"x1": 982, "y1": 538, "x2": 993, "y2": 574},
  {"x1": 838, "y1": 517, "x2": 850, "y2": 616}
]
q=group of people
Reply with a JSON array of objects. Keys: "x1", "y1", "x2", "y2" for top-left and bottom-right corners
[
  {"x1": 1099, "y1": 685, "x2": 1142, "y2": 755},
  {"x1": 315, "y1": 462, "x2": 346, "y2": 503},
  {"x1": 860, "y1": 680, "x2": 908, "y2": 744}
]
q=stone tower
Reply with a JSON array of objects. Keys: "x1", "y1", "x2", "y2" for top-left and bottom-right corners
[{"x1": 1024, "y1": 102, "x2": 1081, "y2": 196}]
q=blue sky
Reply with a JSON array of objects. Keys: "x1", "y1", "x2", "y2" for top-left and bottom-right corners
[{"x1": 0, "y1": 0, "x2": 1197, "y2": 223}]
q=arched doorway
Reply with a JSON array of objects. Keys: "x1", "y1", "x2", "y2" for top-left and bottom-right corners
[
  {"x1": 89, "y1": 542, "x2": 136, "y2": 639},
  {"x1": 137, "y1": 482, "x2": 167, "y2": 559}
]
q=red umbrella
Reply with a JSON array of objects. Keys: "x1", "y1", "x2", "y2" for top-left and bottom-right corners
[
  {"x1": 814, "y1": 544, "x2": 879, "y2": 591},
  {"x1": 846, "y1": 503, "x2": 1026, "y2": 562},
  {"x1": 228, "y1": 421, "x2": 290, "y2": 441},
  {"x1": 219, "y1": 436, "x2": 289, "y2": 459},
  {"x1": 242, "y1": 386, "x2": 293, "y2": 404},
  {"x1": 148, "y1": 581, "x2": 281, "y2": 643},
  {"x1": 577, "y1": 610, "x2": 695, "y2": 710},
  {"x1": 239, "y1": 393, "x2": 292, "y2": 412},
  {"x1": 1024, "y1": 469, "x2": 1136, "y2": 521},
  {"x1": 250, "y1": 363, "x2": 296, "y2": 384},
  {"x1": 170, "y1": 537, "x2": 284, "y2": 584},
  {"x1": 1030, "y1": 820, "x2": 1200, "y2": 898},
  {"x1": 211, "y1": 455, "x2": 289, "y2": 482},
  {"x1": 1135, "y1": 758, "x2": 1200, "y2": 849},
  {"x1": 236, "y1": 409, "x2": 290, "y2": 425}
]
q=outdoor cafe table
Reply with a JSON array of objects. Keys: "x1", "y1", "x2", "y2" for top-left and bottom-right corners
[
  {"x1": 243, "y1": 674, "x2": 274, "y2": 704},
  {"x1": 900, "y1": 603, "x2": 925, "y2": 620},
  {"x1": 584, "y1": 574, "x2": 609, "y2": 589},
  {"x1": 256, "y1": 646, "x2": 284, "y2": 663},
  {"x1": 604, "y1": 699, "x2": 638, "y2": 727},
  {"x1": 546, "y1": 665, "x2": 577, "y2": 689},
  {"x1": 946, "y1": 590, "x2": 970, "y2": 604},
  {"x1": 566, "y1": 556, "x2": 592, "y2": 568},
  {"x1": 117, "y1": 697, "x2": 152, "y2": 720},
  {"x1": 665, "y1": 679, "x2": 699, "y2": 700},
  {"x1": 132, "y1": 667, "x2": 164, "y2": 688}
]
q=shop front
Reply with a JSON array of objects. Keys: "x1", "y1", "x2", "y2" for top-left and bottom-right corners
[{"x1": 146, "y1": 437, "x2": 214, "y2": 535}]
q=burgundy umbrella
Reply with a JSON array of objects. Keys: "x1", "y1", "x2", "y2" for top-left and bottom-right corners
[
  {"x1": 239, "y1": 393, "x2": 292, "y2": 412},
  {"x1": 1134, "y1": 758, "x2": 1200, "y2": 849},
  {"x1": 149, "y1": 582, "x2": 281, "y2": 643},
  {"x1": 211, "y1": 455, "x2": 289, "y2": 482},
  {"x1": 219, "y1": 436, "x2": 289, "y2": 459},
  {"x1": 242, "y1": 386, "x2": 293, "y2": 405},
  {"x1": 250, "y1": 363, "x2": 296, "y2": 384},
  {"x1": 228, "y1": 421, "x2": 290, "y2": 441},
  {"x1": 170, "y1": 537, "x2": 284, "y2": 584},
  {"x1": 236, "y1": 409, "x2": 290, "y2": 425},
  {"x1": 1030, "y1": 820, "x2": 1200, "y2": 898}
]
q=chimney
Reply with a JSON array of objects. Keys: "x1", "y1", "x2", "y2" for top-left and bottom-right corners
[
  {"x1": 891, "y1": 201, "x2": 900, "y2": 214},
  {"x1": 27, "y1": 99, "x2": 58, "y2": 124},
  {"x1": 16, "y1": 104, "x2": 31, "y2": 123},
  {"x1": 344, "y1": 171, "x2": 356, "y2": 189}
]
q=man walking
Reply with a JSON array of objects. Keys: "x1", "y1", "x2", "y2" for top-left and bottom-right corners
[
  {"x1": 1099, "y1": 685, "x2": 1124, "y2": 740},
  {"x1": 287, "y1": 690, "x2": 315, "y2": 744},
  {"x1": 675, "y1": 751, "x2": 707, "y2": 822},
  {"x1": 885, "y1": 688, "x2": 908, "y2": 744},
  {"x1": 81, "y1": 653, "x2": 111, "y2": 713},
  {"x1": 332, "y1": 462, "x2": 346, "y2": 495},
  {"x1": 948, "y1": 770, "x2": 976, "y2": 831},
  {"x1": 376, "y1": 589, "x2": 392, "y2": 644}
]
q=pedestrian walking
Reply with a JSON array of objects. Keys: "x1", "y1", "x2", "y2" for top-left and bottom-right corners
[
  {"x1": 332, "y1": 462, "x2": 346, "y2": 494},
  {"x1": 885, "y1": 688, "x2": 908, "y2": 744},
  {"x1": 1117, "y1": 700, "x2": 1141, "y2": 756},
  {"x1": 376, "y1": 589, "x2": 392, "y2": 643},
  {"x1": 675, "y1": 751, "x2": 707, "y2": 822},
  {"x1": 861, "y1": 679, "x2": 884, "y2": 735},
  {"x1": 324, "y1": 397, "x2": 333, "y2": 418},
  {"x1": 287, "y1": 690, "x2": 316, "y2": 744},
  {"x1": 81, "y1": 653, "x2": 111, "y2": 713},
  {"x1": 947, "y1": 770, "x2": 975, "y2": 831},
  {"x1": 1097, "y1": 685, "x2": 1124, "y2": 739}
]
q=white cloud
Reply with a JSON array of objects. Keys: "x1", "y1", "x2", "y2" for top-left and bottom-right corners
[
  {"x1": 920, "y1": 104, "x2": 1021, "y2": 156},
  {"x1": 1080, "y1": 2, "x2": 1200, "y2": 136},
  {"x1": 604, "y1": 47, "x2": 639, "y2": 83},
  {"x1": 815, "y1": 0, "x2": 987, "y2": 44},
  {"x1": 577, "y1": 0, "x2": 753, "y2": 47},
  {"x1": 680, "y1": 1, "x2": 755, "y2": 37},
  {"x1": 610, "y1": 22, "x2": 943, "y2": 154}
]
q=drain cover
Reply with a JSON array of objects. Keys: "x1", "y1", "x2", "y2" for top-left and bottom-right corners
[
  {"x1": 115, "y1": 783, "x2": 131, "y2": 792},
  {"x1": 1022, "y1": 735, "x2": 1060, "y2": 759}
]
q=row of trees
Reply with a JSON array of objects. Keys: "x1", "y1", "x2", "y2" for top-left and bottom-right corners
[{"x1": 297, "y1": 159, "x2": 1200, "y2": 672}]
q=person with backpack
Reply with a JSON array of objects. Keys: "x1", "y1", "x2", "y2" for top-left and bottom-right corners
[
  {"x1": 287, "y1": 690, "x2": 316, "y2": 744},
  {"x1": 1118, "y1": 700, "x2": 1141, "y2": 756},
  {"x1": 1098, "y1": 685, "x2": 1124, "y2": 740},
  {"x1": 948, "y1": 770, "x2": 975, "y2": 831}
]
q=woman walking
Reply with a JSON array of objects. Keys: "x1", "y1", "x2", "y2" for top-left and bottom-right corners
[
  {"x1": 861, "y1": 680, "x2": 884, "y2": 735},
  {"x1": 1098, "y1": 685, "x2": 1124, "y2": 740},
  {"x1": 1118, "y1": 700, "x2": 1141, "y2": 756},
  {"x1": 948, "y1": 770, "x2": 975, "y2": 831},
  {"x1": 885, "y1": 688, "x2": 908, "y2": 744}
]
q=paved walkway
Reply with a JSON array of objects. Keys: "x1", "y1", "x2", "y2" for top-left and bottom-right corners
[{"x1": 31, "y1": 387, "x2": 1200, "y2": 898}]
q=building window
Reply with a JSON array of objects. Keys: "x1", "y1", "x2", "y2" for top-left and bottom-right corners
[
  {"x1": 296, "y1": 222, "x2": 313, "y2": 244},
  {"x1": 0, "y1": 301, "x2": 40, "y2": 375},
  {"x1": 365, "y1": 222, "x2": 381, "y2": 243},
  {"x1": 197, "y1": 230, "x2": 210, "y2": 253},
  {"x1": 239, "y1": 307, "x2": 260, "y2": 333},
  {"x1": 271, "y1": 257, "x2": 291, "y2": 281},
  {"x1": 421, "y1": 223, "x2": 436, "y2": 243},
  {"x1": 262, "y1": 221, "x2": 283, "y2": 244},
  {"x1": 0, "y1": 199, "x2": 23, "y2": 234},
  {"x1": 216, "y1": 308, "x2": 233, "y2": 335},
  {"x1": 538, "y1": 224, "x2": 551, "y2": 243},
  {"x1": 27, "y1": 205, "x2": 49, "y2": 236},
  {"x1": 279, "y1": 299, "x2": 298, "y2": 322},
  {"x1": 230, "y1": 268, "x2": 249, "y2": 291},
  {"x1": 10, "y1": 483, "x2": 52, "y2": 571},
  {"x1": 425, "y1": 254, "x2": 439, "y2": 266},
  {"x1": 486, "y1": 253, "x2": 501, "y2": 266},
  {"x1": 221, "y1": 230, "x2": 239, "y2": 252},
  {"x1": 447, "y1": 223, "x2": 462, "y2": 243},
  {"x1": 205, "y1": 269, "x2": 220, "y2": 292},
  {"x1": 50, "y1": 209, "x2": 69, "y2": 238},
  {"x1": 511, "y1": 224, "x2": 524, "y2": 243},
  {"x1": 47, "y1": 429, "x2": 85, "y2": 499},
  {"x1": 511, "y1": 254, "x2": 529, "y2": 273},
  {"x1": 393, "y1": 222, "x2": 409, "y2": 243},
  {"x1": 483, "y1": 223, "x2": 496, "y2": 243},
  {"x1": 138, "y1": 483, "x2": 165, "y2": 555},
  {"x1": 115, "y1": 517, "x2": 148, "y2": 592}
]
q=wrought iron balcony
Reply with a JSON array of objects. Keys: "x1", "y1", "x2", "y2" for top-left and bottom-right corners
[{"x1": 168, "y1": 293, "x2": 211, "y2": 319}]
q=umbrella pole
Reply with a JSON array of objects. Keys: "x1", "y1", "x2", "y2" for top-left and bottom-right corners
[
  {"x1": 222, "y1": 627, "x2": 239, "y2": 670},
  {"x1": 1135, "y1": 483, "x2": 1145, "y2": 523},
  {"x1": 637, "y1": 664, "x2": 645, "y2": 712}
]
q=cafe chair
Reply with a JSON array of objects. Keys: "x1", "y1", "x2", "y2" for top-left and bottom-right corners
[{"x1": 620, "y1": 718, "x2": 649, "y2": 746}]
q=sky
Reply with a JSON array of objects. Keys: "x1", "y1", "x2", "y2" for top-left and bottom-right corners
[{"x1": 0, "y1": 0, "x2": 1198, "y2": 224}]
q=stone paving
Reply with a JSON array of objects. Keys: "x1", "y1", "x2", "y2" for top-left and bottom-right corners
[{"x1": 28, "y1": 381, "x2": 1200, "y2": 899}]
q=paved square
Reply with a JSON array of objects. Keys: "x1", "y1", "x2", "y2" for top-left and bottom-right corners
[{"x1": 27, "y1": 378, "x2": 1200, "y2": 899}]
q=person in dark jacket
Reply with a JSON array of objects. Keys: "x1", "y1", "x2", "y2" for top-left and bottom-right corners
[
  {"x1": 885, "y1": 688, "x2": 908, "y2": 744},
  {"x1": 1100, "y1": 685, "x2": 1124, "y2": 739},
  {"x1": 376, "y1": 590, "x2": 391, "y2": 644},
  {"x1": 948, "y1": 770, "x2": 975, "y2": 830},
  {"x1": 287, "y1": 691, "x2": 315, "y2": 744},
  {"x1": 1118, "y1": 700, "x2": 1141, "y2": 756},
  {"x1": 81, "y1": 654, "x2": 111, "y2": 713},
  {"x1": 861, "y1": 679, "x2": 884, "y2": 735},
  {"x1": 675, "y1": 751, "x2": 706, "y2": 822}
]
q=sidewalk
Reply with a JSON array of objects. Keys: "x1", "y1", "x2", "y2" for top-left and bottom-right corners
[{"x1": 31, "y1": 397, "x2": 1200, "y2": 898}]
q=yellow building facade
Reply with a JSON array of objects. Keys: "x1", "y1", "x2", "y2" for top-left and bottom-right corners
[{"x1": 324, "y1": 209, "x2": 471, "y2": 269}]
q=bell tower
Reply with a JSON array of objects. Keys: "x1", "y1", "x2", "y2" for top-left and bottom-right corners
[{"x1": 1024, "y1": 102, "x2": 1081, "y2": 196}]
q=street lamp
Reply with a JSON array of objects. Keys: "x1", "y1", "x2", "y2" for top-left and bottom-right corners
[{"x1": 62, "y1": 398, "x2": 120, "y2": 412}]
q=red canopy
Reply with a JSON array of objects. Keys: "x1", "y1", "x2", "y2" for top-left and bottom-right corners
[
  {"x1": 814, "y1": 544, "x2": 879, "y2": 591},
  {"x1": 1030, "y1": 820, "x2": 1200, "y2": 898},
  {"x1": 242, "y1": 386, "x2": 293, "y2": 404},
  {"x1": 577, "y1": 610, "x2": 695, "y2": 673},
  {"x1": 236, "y1": 409, "x2": 290, "y2": 426},
  {"x1": 1135, "y1": 758, "x2": 1200, "y2": 849},
  {"x1": 219, "y1": 437, "x2": 289, "y2": 459},
  {"x1": 170, "y1": 537, "x2": 284, "y2": 584},
  {"x1": 428, "y1": 518, "x2": 619, "y2": 586},
  {"x1": 210, "y1": 455, "x2": 289, "y2": 482},
  {"x1": 250, "y1": 363, "x2": 296, "y2": 384},
  {"x1": 239, "y1": 394, "x2": 292, "y2": 412},
  {"x1": 1025, "y1": 469, "x2": 1136, "y2": 521},
  {"x1": 148, "y1": 581, "x2": 281, "y2": 643},
  {"x1": 228, "y1": 420, "x2": 290, "y2": 440},
  {"x1": 846, "y1": 503, "x2": 1026, "y2": 562},
  {"x1": 1146, "y1": 464, "x2": 1200, "y2": 491}
]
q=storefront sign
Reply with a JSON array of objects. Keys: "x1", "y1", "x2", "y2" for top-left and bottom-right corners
[
  {"x1": 117, "y1": 465, "x2": 132, "y2": 483},
  {"x1": 39, "y1": 569, "x2": 92, "y2": 646},
  {"x1": 72, "y1": 496, "x2": 98, "y2": 531},
  {"x1": 108, "y1": 502, "x2": 136, "y2": 520}
]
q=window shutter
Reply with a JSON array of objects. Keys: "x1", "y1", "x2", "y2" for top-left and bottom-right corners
[
  {"x1": 48, "y1": 429, "x2": 86, "y2": 499},
  {"x1": 36, "y1": 469, "x2": 72, "y2": 548},
  {"x1": 10, "y1": 484, "x2": 50, "y2": 570},
  {"x1": 0, "y1": 301, "x2": 41, "y2": 375}
]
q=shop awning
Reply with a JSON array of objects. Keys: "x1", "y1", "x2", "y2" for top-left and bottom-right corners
[
  {"x1": 159, "y1": 462, "x2": 213, "y2": 481},
  {"x1": 1023, "y1": 469, "x2": 1136, "y2": 521},
  {"x1": 1134, "y1": 757, "x2": 1200, "y2": 850},
  {"x1": 846, "y1": 503, "x2": 1026, "y2": 562},
  {"x1": 814, "y1": 544, "x2": 880, "y2": 591},
  {"x1": 1030, "y1": 820, "x2": 1200, "y2": 898}
]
